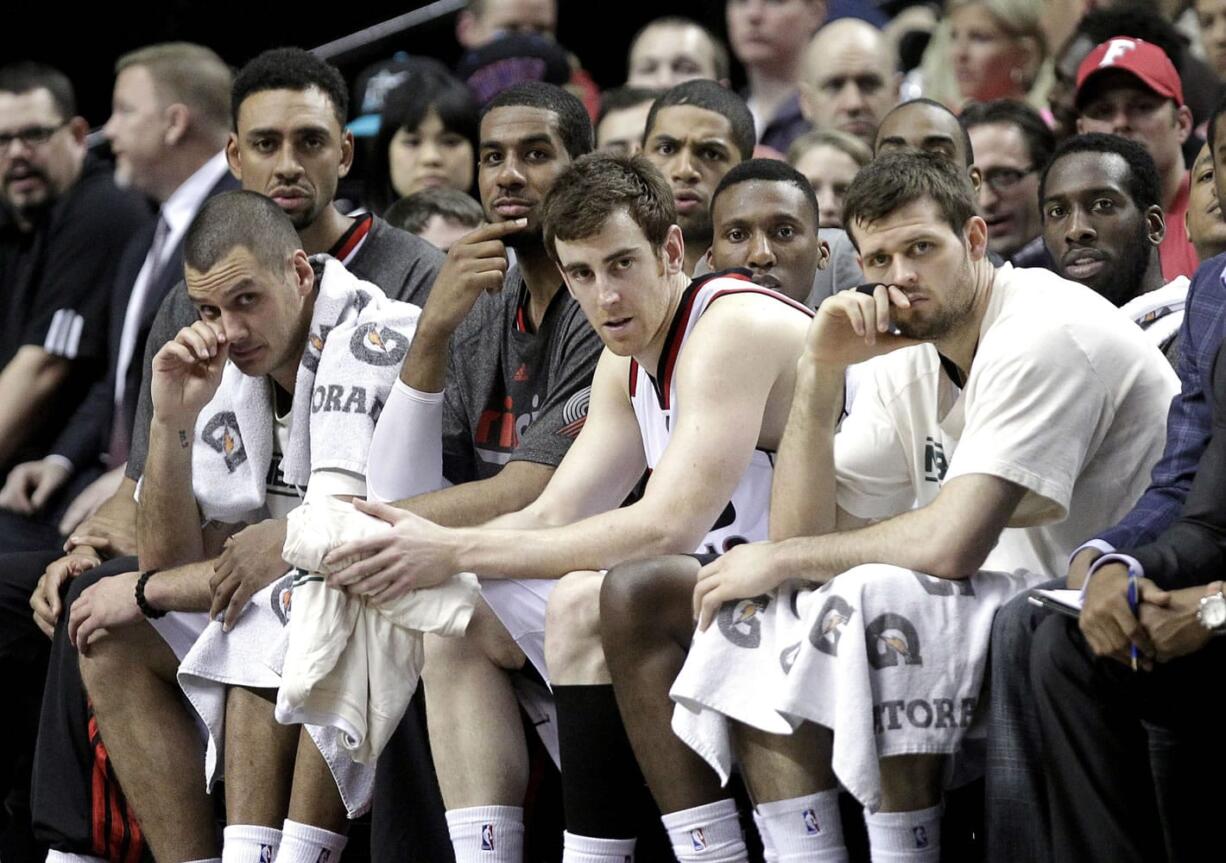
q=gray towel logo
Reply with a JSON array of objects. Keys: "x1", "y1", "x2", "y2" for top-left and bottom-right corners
[
  {"x1": 202, "y1": 411, "x2": 247, "y2": 472},
  {"x1": 717, "y1": 595, "x2": 771, "y2": 648},
  {"x1": 810, "y1": 595, "x2": 854, "y2": 656},
  {"x1": 780, "y1": 642, "x2": 800, "y2": 672},
  {"x1": 350, "y1": 323, "x2": 409, "y2": 366},
  {"x1": 270, "y1": 572, "x2": 296, "y2": 625},
  {"x1": 302, "y1": 324, "x2": 334, "y2": 373},
  {"x1": 865, "y1": 613, "x2": 924, "y2": 668}
]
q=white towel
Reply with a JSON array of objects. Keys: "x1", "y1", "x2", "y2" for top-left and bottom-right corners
[
  {"x1": 176, "y1": 572, "x2": 377, "y2": 818},
  {"x1": 191, "y1": 257, "x2": 420, "y2": 521},
  {"x1": 276, "y1": 497, "x2": 481, "y2": 764},
  {"x1": 670, "y1": 564, "x2": 1039, "y2": 811}
]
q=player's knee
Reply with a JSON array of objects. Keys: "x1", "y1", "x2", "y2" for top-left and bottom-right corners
[
  {"x1": 544, "y1": 571, "x2": 603, "y2": 674},
  {"x1": 600, "y1": 554, "x2": 696, "y2": 645},
  {"x1": 78, "y1": 621, "x2": 147, "y2": 694}
]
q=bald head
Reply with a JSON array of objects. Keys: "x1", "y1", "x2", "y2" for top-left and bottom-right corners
[
  {"x1": 800, "y1": 19, "x2": 899, "y2": 145},
  {"x1": 875, "y1": 99, "x2": 973, "y2": 168}
]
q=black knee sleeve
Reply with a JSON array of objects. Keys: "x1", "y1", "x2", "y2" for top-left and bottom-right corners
[{"x1": 554, "y1": 684, "x2": 646, "y2": 839}]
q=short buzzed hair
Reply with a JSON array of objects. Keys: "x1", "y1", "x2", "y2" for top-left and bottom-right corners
[
  {"x1": 1039, "y1": 133, "x2": 1162, "y2": 214},
  {"x1": 483, "y1": 81, "x2": 594, "y2": 160},
  {"x1": 645, "y1": 80, "x2": 756, "y2": 160},
  {"x1": 713, "y1": 158, "x2": 822, "y2": 231},
  {"x1": 117, "y1": 43, "x2": 232, "y2": 137},
  {"x1": 541, "y1": 152, "x2": 676, "y2": 260},
  {"x1": 629, "y1": 17, "x2": 730, "y2": 81},
  {"x1": 843, "y1": 150, "x2": 977, "y2": 250},
  {"x1": 0, "y1": 62, "x2": 76, "y2": 119},
  {"x1": 386, "y1": 187, "x2": 485, "y2": 234},
  {"x1": 184, "y1": 190, "x2": 301, "y2": 276},
  {"x1": 231, "y1": 48, "x2": 348, "y2": 130},
  {"x1": 877, "y1": 98, "x2": 975, "y2": 167}
]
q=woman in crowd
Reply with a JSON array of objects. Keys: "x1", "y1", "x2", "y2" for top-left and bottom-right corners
[
  {"x1": 920, "y1": 0, "x2": 1053, "y2": 115},
  {"x1": 365, "y1": 70, "x2": 479, "y2": 214},
  {"x1": 787, "y1": 128, "x2": 871, "y2": 229}
]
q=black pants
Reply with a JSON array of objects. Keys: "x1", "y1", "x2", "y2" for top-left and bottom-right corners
[
  {"x1": 31, "y1": 557, "x2": 144, "y2": 861},
  {"x1": 0, "y1": 551, "x2": 59, "y2": 862},
  {"x1": 369, "y1": 697, "x2": 456, "y2": 862},
  {"x1": 0, "y1": 464, "x2": 103, "y2": 556},
  {"x1": 1032, "y1": 614, "x2": 1226, "y2": 863}
]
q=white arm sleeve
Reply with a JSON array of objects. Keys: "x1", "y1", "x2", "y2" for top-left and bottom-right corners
[{"x1": 365, "y1": 379, "x2": 447, "y2": 503}]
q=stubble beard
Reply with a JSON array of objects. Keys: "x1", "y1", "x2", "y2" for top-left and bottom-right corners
[{"x1": 895, "y1": 254, "x2": 978, "y2": 341}]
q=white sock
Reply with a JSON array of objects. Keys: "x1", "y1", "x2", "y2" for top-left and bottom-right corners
[
  {"x1": 185, "y1": 859, "x2": 223, "y2": 863},
  {"x1": 756, "y1": 791, "x2": 848, "y2": 862},
  {"x1": 276, "y1": 819, "x2": 348, "y2": 863},
  {"x1": 864, "y1": 804, "x2": 942, "y2": 863},
  {"x1": 752, "y1": 809, "x2": 779, "y2": 863},
  {"x1": 660, "y1": 799, "x2": 748, "y2": 862},
  {"x1": 562, "y1": 830, "x2": 636, "y2": 862},
  {"x1": 222, "y1": 824, "x2": 281, "y2": 863},
  {"x1": 45, "y1": 854, "x2": 108, "y2": 863},
  {"x1": 445, "y1": 805, "x2": 524, "y2": 863}
]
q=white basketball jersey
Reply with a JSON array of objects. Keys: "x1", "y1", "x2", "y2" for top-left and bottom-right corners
[{"x1": 628, "y1": 272, "x2": 814, "y2": 556}]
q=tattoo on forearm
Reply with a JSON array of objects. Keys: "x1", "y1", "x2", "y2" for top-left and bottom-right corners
[{"x1": 179, "y1": 430, "x2": 190, "y2": 448}]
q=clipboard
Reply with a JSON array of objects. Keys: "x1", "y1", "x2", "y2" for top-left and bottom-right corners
[{"x1": 1027, "y1": 588, "x2": 1082, "y2": 619}]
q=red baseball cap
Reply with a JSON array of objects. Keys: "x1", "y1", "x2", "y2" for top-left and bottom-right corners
[{"x1": 1074, "y1": 36, "x2": 1184, "y2": 108}]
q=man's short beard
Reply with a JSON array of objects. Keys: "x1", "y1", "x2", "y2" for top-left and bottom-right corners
[
  {"x1": 1095, "y1": 224, "x2": 1153, "y2": 307},
  {"x1": 895, "y1": 253, "x2": 976, "y2": 341},
  {"x1": 503, "y1": 222, "x2": 544, "y2": 252}
]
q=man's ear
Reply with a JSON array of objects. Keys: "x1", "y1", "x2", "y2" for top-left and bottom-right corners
[
  {"x1": 968, "y1": 165, "x2": 983, "y2": 194},
  {"x1": 816, "y1": 237, "x2": 831, "y2": 271},
  {"x1": 1148, "y1": 204, "x2": 1167, "y2": 246},
  {"x1": 663, "y1": 223, "x2": 685, "y2": 275},
  {"x1": 1176, "y1": 104, "x2": 1194, "y2": 144},
  {"x1": 67, "y1": 116, "x2": 89, "y2": 146},
  {"x1": 291, "y1": 249, "x2": 314, "y2": 297},
  {"x1": 798, "y1": 82, "x2": 817, "y2": 124},
  {"x1": 225, "y1": 132, "x2": 242, "y2": 181},
  {"x1": 965, "y1": 215, "x2": 989, "y2": 259},
  {"x1": 338, "y1": 129, "x2": 355, "y2": 178},
  {"x1": 163, "y1": 103, "x2": 190, "y2": 147}
]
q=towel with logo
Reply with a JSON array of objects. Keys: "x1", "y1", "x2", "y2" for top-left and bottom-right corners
[
  {"x1": 671, "y1": 564, "x2": 1037, "y2": 811},
  {"x1": 275, "y1": 496, "x2": 481, "y2": 764},
  {"x1": 190, "y1": 256, "x2": 420, "y2": 522}
]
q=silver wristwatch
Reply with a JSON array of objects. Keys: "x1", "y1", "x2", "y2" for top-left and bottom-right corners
[{"x1": 1196, "y1": 584, "x2": 1226, "y2": 633}]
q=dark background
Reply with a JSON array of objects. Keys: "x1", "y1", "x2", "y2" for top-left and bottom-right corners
[{"x1": 14, "y1": 0, "x2": 733, "y2": 127}]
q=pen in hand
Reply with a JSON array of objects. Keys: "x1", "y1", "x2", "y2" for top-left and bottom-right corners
[{"x1": 1127, "y1": 570, "x2": 1138, "y2": 672}]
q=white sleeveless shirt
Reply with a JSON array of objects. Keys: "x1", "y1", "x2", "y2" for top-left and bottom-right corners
[{"x1": 628, "y1": 272, "x2": 814, "y2": 556}]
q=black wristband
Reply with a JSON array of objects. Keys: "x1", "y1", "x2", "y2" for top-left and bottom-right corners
[{"x1": 135, "y1": 569, "x2": 166, "y2": 619}]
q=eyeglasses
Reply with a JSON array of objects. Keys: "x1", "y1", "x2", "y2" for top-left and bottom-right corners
[
  {"x1": 982, "y1": 165, "x2": 1035, "y2": 193},
  {"x1": 0, "y1": 121, "x2": 69, "y2": 150}
]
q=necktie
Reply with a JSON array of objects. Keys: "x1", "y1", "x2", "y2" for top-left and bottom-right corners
[{"x1": 107, "y1": 216, "x2": 171, "y2": 468}]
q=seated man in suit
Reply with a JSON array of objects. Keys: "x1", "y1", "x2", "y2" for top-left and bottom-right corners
[{"x1": 1031, "y1": 336, "x2": 1226, "y2": 862}]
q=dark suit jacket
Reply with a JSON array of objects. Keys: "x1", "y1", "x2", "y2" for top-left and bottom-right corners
[
  {"x1": 1126, "y1": 337, "x2": 1226, "y2": 590},
  {"x1": 50, "y1": 171, "x2": 238, "y2": 470}
]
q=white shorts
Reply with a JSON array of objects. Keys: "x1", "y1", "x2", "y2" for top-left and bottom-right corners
[
  {"x1": 480, "y1": 577, "x2": 557, "y2": 681},
  {"x1": 150, "y1": 610, "x2": 211, "y2": 661}
]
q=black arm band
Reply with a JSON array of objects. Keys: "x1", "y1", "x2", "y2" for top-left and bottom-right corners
[{"x1": 135, "y1": 569, "x2": 166, "y2": 619}]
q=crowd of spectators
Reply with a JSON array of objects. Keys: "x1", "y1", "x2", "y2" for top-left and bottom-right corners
[{"x1": 2, "y1": 1, "x2": 1226, "y2": 862}]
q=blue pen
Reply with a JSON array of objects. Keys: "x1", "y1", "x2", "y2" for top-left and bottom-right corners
[{"x1": 1127, "y1": 569, "x2": 1139, "y2": 672}]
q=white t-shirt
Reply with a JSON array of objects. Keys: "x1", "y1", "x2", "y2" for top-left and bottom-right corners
[{"x1": 833, "y1": 263, "x2": 1179, "y2": 577}]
